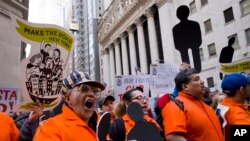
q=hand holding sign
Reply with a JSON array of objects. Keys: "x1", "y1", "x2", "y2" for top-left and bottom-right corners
[{"x1": 28, "y1": 102, "x2": 44, "y2": 123}]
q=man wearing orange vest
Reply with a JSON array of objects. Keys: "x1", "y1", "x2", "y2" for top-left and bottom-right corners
[
  {"x1": 0, "y1": 112, "x2": 19, "y2": 141},
  {"x1": 34, "y1": 71, "x2": 104, "y2": 141},
  {"x1": 218, "y1": 73, "x2": 250, "y2": 141}
]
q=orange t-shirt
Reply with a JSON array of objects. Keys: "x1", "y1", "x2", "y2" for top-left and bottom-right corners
[
  {"x1": 220, "y1": 97, "x2": 250, "y2": 141},
  {"x1": 122, "y1": 113, "x2": 161, "y2": 135},
  {"x1": 0, "y1": 112, "x2": 19, "y2": 141},
  {"x1": 34, "y1": 105, "x2": 97, "y2": 141},
  {"x1": 221, "y1": 97, "x2": 250, "y2": 125},
  {"x1": 162, "y1": 92, "x2": 224, "y2": 141}
]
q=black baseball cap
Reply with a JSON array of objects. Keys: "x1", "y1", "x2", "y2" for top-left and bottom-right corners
[{"x1": 98, "y1": 95, "x2": 115, "y2": 107}]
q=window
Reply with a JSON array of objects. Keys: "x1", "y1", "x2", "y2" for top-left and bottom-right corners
[
  {"x1": 200, "y1": 0, "x2": 208, "y2": 6},
  {"x1": 190, "y1": 1, "x2": 197, "y2": 14},
  {"x1": 245, "y1": 28, "x2": 250, "y2": 45},
  {"x1": 204, "y1": 19, "x2": 212, "y2": 33},
  {"x1": 208, "y1": 43, "x2": 217, "y2": 57},
  {"x1": 224, "y1": 7, "x2": 235, "y2": 23},
  {"x1": 199, "y1": 48, "x2": 204, "y2": 61},
  {"x1": 228, "y1": 34, "x2": 240, "y2": 49},
  {"x1": 207, "y1": 77, "x2": 215, "y2": 88},
  {"x1": 240, "y1": 0, "x2": 250, "y2": 16}
]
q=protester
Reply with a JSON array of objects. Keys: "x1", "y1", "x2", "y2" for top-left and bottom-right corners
[
  {"x1": 98, "y1": 95, "x2": 115, "y2": 120},
  {"x1": 109, "y1": 87, "x2": 161, "y2": 141},
  {"x1": 203, "y1": 87, "x2": 213, "y2": 106},
  {"x1": 162, "y1": 68, "x2": 223, "y2": 141},
  {"x1": 15, "y1": 99, "x2": 64, "y2": 141},
  {"x1": 0, "y1": 112, "x2": 19, "y2": 141},
  {"x1": 114, "y1": 102, "x2": 126, "y2": 118},
  {"x1": 34, "y1": 71, "x2": 104, "y2": 141},
  {"x1": 171, "y1": 62, "x2": 191, "y2": 98},
  {"x1": 218, "y1": 73, "x2": 250, "y2": 141},
  {"x1": 17, "y1": 103, "x2": 44, "y2": 141}
]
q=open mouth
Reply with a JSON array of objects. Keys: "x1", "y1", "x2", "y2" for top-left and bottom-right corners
[{"x1": 85, "y1": 101, "x2": 94, "y2": 109}]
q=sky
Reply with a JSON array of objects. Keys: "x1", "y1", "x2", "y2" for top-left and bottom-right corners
[{"x1": 26, "y1": 0, "x2": 50, "y2": 57}]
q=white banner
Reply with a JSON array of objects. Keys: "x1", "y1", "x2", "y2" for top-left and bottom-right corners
[
  {"x1": 114, "y1": 75, "x2": 151, "y2": 102},
  {"x1": 0, "y1": 87, "x2": 19, "y2": 115},
  {"x1": 150, "y1": 64, "x2": 179, "y2": 98}
]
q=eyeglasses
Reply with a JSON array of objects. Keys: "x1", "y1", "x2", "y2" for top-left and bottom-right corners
[
  {"x1": 131, "y1": 96, "x2": 149, "y2": 102},
  {"x1": 72, "y1": 84, "x2": 101, "y2": 97}
]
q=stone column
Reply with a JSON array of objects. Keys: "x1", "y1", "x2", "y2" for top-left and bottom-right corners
[
  {"x1": 127, "y1": 26, "x2": 137, "y2": 75},
  {"x1": 114, "y1": 39, "x2": 122, "y2": 75},
  {"x1": 121, "y1": 33, "x2": 129, "y2": 75},
  {"x1": 145, "y1": 9, "x2": 159, "y2": 64},
  {"x1": 156, "y1": 0, "x2": 175, "y2": 63},
  {"x1": 136, "y1": 18, "x2": 148, "y2": 74},
  {"x1": 109, "y1": 45, "x2": 115, "y2": 85},
  {"x1": 102, "y1": 48, "x2": 110, "y2": 85}
]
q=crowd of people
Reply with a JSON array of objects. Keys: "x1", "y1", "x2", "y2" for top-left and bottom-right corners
[{"x1": 1, "y1": 64, "x2": 250, "y2": 141}]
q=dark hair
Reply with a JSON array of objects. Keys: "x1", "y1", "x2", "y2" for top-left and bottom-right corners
[
  {"x1": 114, "y1": 87, "x2": 144, "y2": 117},
  {"x1": 223, "y1": 85, "x2": 246, "y2": 97},
  {"x1": 45, "y1": 44, "x2": 51, "y2": 48},
  {"x1": 122, "y1": 87, "x2": 143, "y2": 102},
  {"x1": 175, "y1": 68, "x2": 197, "y2": 92},
  {"x1": 54, "y1": 49, "x2": 61, "y2": 57}
]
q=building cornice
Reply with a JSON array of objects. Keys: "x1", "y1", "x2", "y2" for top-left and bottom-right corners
[{"x1": 98, "y1": 0, "x2": 159, "y2": 49}]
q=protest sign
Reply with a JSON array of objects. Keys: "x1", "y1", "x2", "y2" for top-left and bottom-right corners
[
  {"x1": 150, "y1": 64, "x2": 179, "y2": 98},
  {"x1": 10, "y1": 13, "x2": 75, "y2": 111},
  {"x1": 220, "y1": 59, "x2": 250, "y2": 75},
  {"x1": 114, "y1": 75, "x2": 150, "y2": 102},
  {"x1": 0, "y1": 87, "x2": 19, "y2": 115}
]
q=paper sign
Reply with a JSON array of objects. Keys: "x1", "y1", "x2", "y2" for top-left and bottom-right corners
[
  {"x1": 114, "y1": 75, "x2": 151, "y2": 102},
  {"x1": 150, "y1": 64, "x2": 179, "y2": 98},
  {"x1": 10, "y1": 13, "x2": 74, "y2": 111},
  {"x1": 0, "y1": 87, "x2": 19, "y2": 115}
]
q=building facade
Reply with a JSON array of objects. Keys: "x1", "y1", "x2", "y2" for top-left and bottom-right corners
[
  {"x1": 0, "y1": 0, "x2": 29, "y2": 89},
  {"x1": 98, "y1": 0, "x2": 250, "y2": 90},
  {"x1": 71, "y1": 0, "x2": 101, "y2": 81}
]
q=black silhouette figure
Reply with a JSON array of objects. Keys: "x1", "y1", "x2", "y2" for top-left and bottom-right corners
[
  {"x1": 127, "y1": 102, "x2": 163, "y2": 141},
  {"x1": 219, "y1": 37, "x2": 235, "y2": 79},
  {"x1": 173, "y1": 5, "x2": 202, "y2": 72},
  {"x1": 96, "y1": 112, "x2": 111, "y2": 141}
]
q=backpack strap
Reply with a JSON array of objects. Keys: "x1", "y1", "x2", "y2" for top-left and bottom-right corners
[{"x1": 170, "y1": 96, "x2": 184, "y2": 111}]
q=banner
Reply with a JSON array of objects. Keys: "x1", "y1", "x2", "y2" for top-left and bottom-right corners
[
  {"x1": 0, "y1": 87, "x2": 19, "y2": 115},
  {"x1": 150, "y1": 64, "x2": 179, "y2": 98},
  {"x1": 10, "y1": 13, "x2": 75, "y2": 111},
  {"x1": 220, "y1": 59, "x2": 250, "y2": 75},
  {"x1": 114, "y1": 75, "x2": 151, "y2": 102}
]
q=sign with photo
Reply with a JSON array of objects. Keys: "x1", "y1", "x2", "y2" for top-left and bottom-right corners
[
  {"x1": 150, "y1": 64, "x2": 179, "y2": 98},
  {"x1": 0, "y1": 87, "x2": 19, "y2": 115},
  {"x1": 10, "y1": 13, "x2": 75, "y2": 111},
  {"x1": 114, "y1": 75, "x2": 151, "y2": 102}
]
